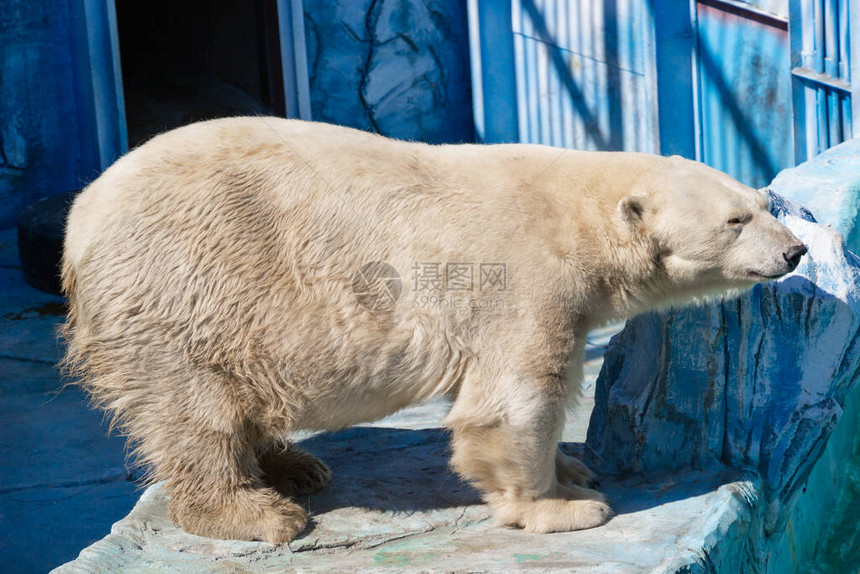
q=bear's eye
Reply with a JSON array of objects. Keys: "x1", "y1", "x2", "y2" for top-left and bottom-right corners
[{"x1": 727, "y1": 214, "x2": 750, "y2": 227}]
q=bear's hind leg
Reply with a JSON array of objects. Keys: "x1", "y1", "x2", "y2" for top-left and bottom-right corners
[
  {"x1": 166, "y1": 428, "x2": 308, "y2": 544},
  {"x1": 259, "y1": 439, "x2": 332, "y2": 497},
  {"x1": 555, "y1": 449, "x2": 598, "y2": 487}
]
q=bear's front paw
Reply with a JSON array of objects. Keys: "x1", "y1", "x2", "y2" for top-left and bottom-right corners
[
  {"x1": 491, "y1": 486, "x2": 614, "y2": 533},
  {"x1": 522, "y1": 498, "x2": 615, "y2": 533}
]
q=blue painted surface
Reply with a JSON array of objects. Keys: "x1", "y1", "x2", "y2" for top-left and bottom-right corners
[
  {"x1": 652, "y1": 0, "x2": 698, "y2": 159},
  {"x1": 769, "y1": 137, "x2": 860, "y2": 248},
  {"x1": 75, "y1": 0, "x2": 127, "y2": 171},
  {"x1": 303, "y1": 0, "x2": 474, "y2": 144},
  {"x1": 510, "y1": 0, "x2": 657, "y2": 152},
  {"x1": 0, "y1": 229, "x2": 141, "y2": 573},
  {"x1": 790, "y1": 0, "x2": 855, "y2": 162},
  {"x1": 0, "y1": 0, "x2": 473, "y2": 230},
  {"x1": 766, "y1": 137, "x2": 860, "y2": 571},
  {"x1": 468, "y1": 0, "x2": 519, "y2": 143},
  {"x1": 0, "y1": 0, "x2": 102, "y2": 230},
  {"x1": 471, "y1": 0, "x2": 858, "y2": 186},
  {"x1": 696, "y1": 2, "x2": 795, "y2": 187}
]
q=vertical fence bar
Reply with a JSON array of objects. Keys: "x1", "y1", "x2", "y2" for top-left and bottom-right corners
[
  {"x1": 554, "y1": 0, "x2": 566, "y2": 147},
  {"x1": 804, "y1": 83, "x2": 818, "y2": 159},
  {"x1": 572, "y1": 1, "x2": 584, "y2": 147},
  {"x1": 82, "y1": 0, "x2": 128, "y2": 167},
  {"x1": 527, "y1": 22, "x2": 539, "y2": 143},
  {"x1": 814, "y1": 0, "x2": 826, "y2": 72},
  {"x1": 825, "y1": 0, "x2": 838, "y2": 76},
  {"x1": 838, "y1": 0, "x2": 851, "y2": 138},
  {"x1": 561, "y1": 1, "x2": 573, "y2": 147},
  {"x1": 547, "y1": 0, "x2": 561, "y2": 148},
  {"x1": 818, "y1": 88, "x2": 830, "y2": 152},
  {"x1": 838, "y1": 0, "x2": 849, "y2": 80},
  {"x1": 824, "y1": 0, "x2": 841, "y2": 145},
  {"x1": 468, "y1": 0, "x2": 519, "y2": 143},
  {"x1": 512, "y1": 0, "x2": 528, "y2": 143},
  {"x1": 852, "y1": 0, "x2": 860, "y2": 137},
  {"x1": 276, "y1": 0, "x2": 311, "y2": 120},
  {"x1": 815, "y1": 0, "x2": 829, "y2": 154},
  {"x1": 467, "y1": 0, "x2": 485, "y2": 141}
]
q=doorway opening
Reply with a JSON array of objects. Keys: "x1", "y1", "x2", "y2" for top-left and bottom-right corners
[{"x1": 115, "y1": 0, "x2": 286, "y2": 148}]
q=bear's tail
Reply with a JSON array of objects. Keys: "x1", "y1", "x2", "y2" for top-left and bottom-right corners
[
  {"x1": 58, "y1": 256, "x2": 81, "y2": 383},
  {"x1": 58, "y1": 256, "x2": 117, "y2": 432}
]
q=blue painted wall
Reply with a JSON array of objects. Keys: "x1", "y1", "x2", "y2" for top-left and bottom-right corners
[
  {"x1": 0, "y1": 0, "x2": 101, "y2": 230},
  {"x1": 696, "y1": 2, "x2": 795, "y2": 187},
  {"x1": 470, "y1": 0, "x2": 857, "y2": 189},
  {"x1": 0, "y1": 0, "x2": 474, "y2": 230},
  {"x1": 303, "y1": 0, "x2": 474, "y2": 144}
]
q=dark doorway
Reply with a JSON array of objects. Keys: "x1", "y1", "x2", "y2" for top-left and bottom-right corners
[{"x1": 115, "y1": 0, "x2": 286, "y2": 148}]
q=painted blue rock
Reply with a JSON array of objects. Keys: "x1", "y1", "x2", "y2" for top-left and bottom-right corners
[
  {"x1": 303, "y1": 0, "x2": 473, "y2": 144},
  {"x1": 762, "y1": 138, "x2": 860, "y2": 570},
  {"x1": 587, "y1": 191, "x2": 860, "y2": 545},
  {"x1": 769, "y1": 138, "x2": 860, "y2": 252}
]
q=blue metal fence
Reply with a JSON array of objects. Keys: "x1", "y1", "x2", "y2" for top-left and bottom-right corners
[
  {"x1": 791, "y1": 0, "x2": 858, "y2": 162},
  {"x1": 695, "y1": 0, "x2": 794, "y2": 187},
  {"x1": 469, "y1": 0, "x2": 859, "y2": 186},
  {"x1": 511, "y1": 0, "x2": 657, "y2": 152}
]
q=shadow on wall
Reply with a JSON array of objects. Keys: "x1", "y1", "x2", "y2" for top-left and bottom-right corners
[
  {"x1": 519, "y1": 0, "x2": 615, "y2": 150},
  {"x1": 518, "y1": 0, "x2": 788, "y2": 185}
]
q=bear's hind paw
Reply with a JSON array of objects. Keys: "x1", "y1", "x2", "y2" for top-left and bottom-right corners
[
  {"x1": 260, "y1": 443, "x2": 332, "y2": 497},
  {"x1": 170, "y1": 487, "x2": 308, "y2": 544}
]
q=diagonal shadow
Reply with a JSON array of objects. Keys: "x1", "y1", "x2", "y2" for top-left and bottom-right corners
[
  {"x1": 520, "y1": 0, "x2": 611, "y2": 150},
  {"x1": 697, "y1": 35, "x2": 779, "y2": 179}
]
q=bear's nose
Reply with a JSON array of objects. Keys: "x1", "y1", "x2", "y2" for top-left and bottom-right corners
[{"x1": 783, "y1": 243, "x2": 808, "y2": 271}]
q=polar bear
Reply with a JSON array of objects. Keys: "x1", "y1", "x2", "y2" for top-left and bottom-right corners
[{"x1": 61, "y1": 117, "x2": 806, "y2": 543}]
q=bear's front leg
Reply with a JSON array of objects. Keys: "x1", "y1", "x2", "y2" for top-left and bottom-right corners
[{"x1": 447, "y1": 381, "x2": 613, "y2": 533}]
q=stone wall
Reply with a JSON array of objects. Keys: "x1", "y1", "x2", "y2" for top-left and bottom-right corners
[
  {"x1": 303, "y1": 0, "x2": 474, "y2": 144},
  {"x1": 0, "y1": 1, "x2": 98, "y2": 230}
]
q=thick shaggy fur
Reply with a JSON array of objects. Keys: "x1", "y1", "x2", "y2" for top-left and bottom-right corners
[{"x1": 62, "y1": 118, "x2": 804, "y2": 542}]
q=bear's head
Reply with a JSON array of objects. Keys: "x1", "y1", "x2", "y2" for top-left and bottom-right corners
[{"x1": 618, "y1": 156, "x2": 806, "y2": 303}]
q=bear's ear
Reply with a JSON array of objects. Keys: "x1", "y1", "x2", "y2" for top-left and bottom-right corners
[{"x1": 618, "y1": 195, "x2": 648, "y2": 228}]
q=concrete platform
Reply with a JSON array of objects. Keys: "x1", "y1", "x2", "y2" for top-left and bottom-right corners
[
  {"x1": 52, "y1": 352, "x2": 756, "y2": 572},
  {"x1": 55, "y1": 449, "x2": 755, "y2": 573}
]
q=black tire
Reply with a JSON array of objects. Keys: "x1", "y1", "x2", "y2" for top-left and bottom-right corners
[{"x1": 17, "y1": 191, "x2": 80, "y2": 296}]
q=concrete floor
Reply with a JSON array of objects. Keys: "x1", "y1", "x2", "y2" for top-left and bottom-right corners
[
  {"x1": 0, "y1": 226, "x2": 620, "y2": 572},
  {"x1": 0, "y1": 228, "x2": 142, "y2": 572}
]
